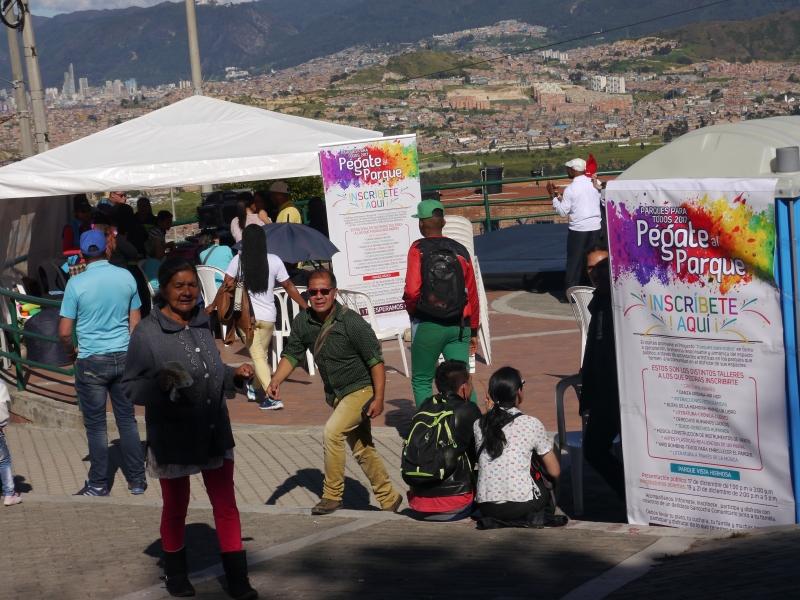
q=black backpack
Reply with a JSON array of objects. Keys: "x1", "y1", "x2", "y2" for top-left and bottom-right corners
[
  {"x1": 401, "y1": 394, "x2": 466, "y2": 486},
  {"x1": 415, "y1": 239, "x2": 467, "y2": 322}
]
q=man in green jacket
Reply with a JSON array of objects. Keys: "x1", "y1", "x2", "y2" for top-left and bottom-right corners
[{"x1": 268, "y1": 269, "x2": 402, "y2": 515}]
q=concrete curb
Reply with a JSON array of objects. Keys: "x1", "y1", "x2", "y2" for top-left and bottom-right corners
[
  {"x1": 22, "y1": 493, "x2": 800, "y2": 539},
  {"x1": 8, "y1": 388, "x2": 145, "y2": 433},
  {"x1": 20, "y1": 492, "x2": 408, "y2": 521},
  {"x1": 6, "y1": 389, "x2": 408, "y2": 437}
]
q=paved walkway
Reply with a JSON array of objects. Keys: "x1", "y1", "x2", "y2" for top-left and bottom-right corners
[{"x1": 3, "y1": 290, "x2": 797, "y2": 598}]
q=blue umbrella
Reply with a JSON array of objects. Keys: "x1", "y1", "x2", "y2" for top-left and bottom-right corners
[{"x1": 232, "y1": 223, "x2": 339, "y2": 263}]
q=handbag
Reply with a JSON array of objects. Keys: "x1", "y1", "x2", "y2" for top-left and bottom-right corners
[{"x1": 209, "y1": 262, "x2": 255, "y2": 344}]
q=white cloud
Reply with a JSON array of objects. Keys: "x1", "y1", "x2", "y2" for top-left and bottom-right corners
[{"x1": 30, "y1": 0, "x2": 253, "y2": 18}]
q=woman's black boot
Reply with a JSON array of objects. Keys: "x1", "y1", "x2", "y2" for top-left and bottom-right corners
[
  {"x1": 220, "y1": 550, "x2": 258, "y2": 600},
  {"x1": 162, "y1": 547, "x2": 196, "y2": 597}
]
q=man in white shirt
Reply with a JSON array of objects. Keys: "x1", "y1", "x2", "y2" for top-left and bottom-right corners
[{"x1": 547, "y1": 158, "x2": 602, "y2": 296}]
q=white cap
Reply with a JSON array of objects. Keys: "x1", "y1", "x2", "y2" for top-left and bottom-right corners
[
  {"x1": 270, "y1": 181, "x2": 289, "y2": 194},
  {"x1": 564, "y1": 158, "x2": 586, "y2": 171}
]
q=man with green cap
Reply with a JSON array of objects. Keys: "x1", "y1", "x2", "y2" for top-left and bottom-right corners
[{"x1": 403, "y1": 199, "x2": 480, "y2": 406}]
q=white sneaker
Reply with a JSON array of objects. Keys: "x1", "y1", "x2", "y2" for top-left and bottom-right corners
[
  {"x1": 246, "y1": 379, "x2": 257, "y2": 401},
  {"x1": 3, "y1": 492, "x2": 21, "y2": 506}
]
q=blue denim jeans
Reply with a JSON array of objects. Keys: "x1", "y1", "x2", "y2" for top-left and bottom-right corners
[
  {"x1": 0, "y1": 425, "x2": 14, "y2": 496},
  {"x1": 75, "y1": 352, "x2": 145, "y2": 488}
]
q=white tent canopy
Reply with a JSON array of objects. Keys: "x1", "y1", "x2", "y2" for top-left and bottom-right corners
[
  {"x1": 619, "y1": 116, "x2": 800, "y2": 196},
  {"x1": 0, "y1": 95, "x2": 380, "y2": 199}
]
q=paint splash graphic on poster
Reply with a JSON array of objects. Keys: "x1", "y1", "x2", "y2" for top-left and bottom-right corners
[
  {"x1": 608, "y1": 191, "x2": 776, "y2": 294},
  {"x1": 320, "y1": 139, "x2": 419, "y2": 192}
]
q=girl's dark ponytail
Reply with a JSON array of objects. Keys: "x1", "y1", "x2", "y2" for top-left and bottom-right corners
[{"x1": 478, "y1": 367, "x2": 524, "y2": 460}]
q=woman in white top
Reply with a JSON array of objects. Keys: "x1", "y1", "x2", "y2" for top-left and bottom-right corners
[
  {"x1": 223, "y1": 224, "x2": 307, "y2": 410},
  {"x1": 230, "y1": 192, "x2": 269, "y2": 243},
  {"x1": 474, "y1": 366, "x2": 560, "y2": 521}
]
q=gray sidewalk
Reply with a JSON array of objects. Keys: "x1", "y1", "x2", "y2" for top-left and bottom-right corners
[{"x1": 5, "y1": 421, "x2": 625, "y2": 521}]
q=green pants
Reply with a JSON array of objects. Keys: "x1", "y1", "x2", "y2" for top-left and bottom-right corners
[{"x1": 411, "y1": 320, "x2": 477, "y2": 407}]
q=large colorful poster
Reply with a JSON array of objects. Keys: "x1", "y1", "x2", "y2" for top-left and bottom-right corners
[
  {"x1": 606, "y1": 178, "x2": 795, "y2": 530},
  {"x1": 319, "y1": 134, "x2": 422, "y2": 329}
]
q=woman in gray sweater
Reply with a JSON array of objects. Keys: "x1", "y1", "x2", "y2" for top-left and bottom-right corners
[{"x1": 122, "y1": 257, "x2": 257, "y2": 600}]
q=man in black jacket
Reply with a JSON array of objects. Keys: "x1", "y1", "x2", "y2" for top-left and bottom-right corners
[
  {"x1": 407, "y1": 360, "x2": 482, "y2": 521},
  {"x1": 580, "y1": 245, "x2": 625, "y2": 500}
]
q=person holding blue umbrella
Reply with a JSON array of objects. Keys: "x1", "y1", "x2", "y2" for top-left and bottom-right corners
[{"x1": 222, "y1": 224, "x2": 307, "y2": 410}]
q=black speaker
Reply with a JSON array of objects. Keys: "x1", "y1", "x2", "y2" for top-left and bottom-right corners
[
  {"x1": 221, "y1": 203, "x2": 238, "y2": 226},
  {"x1": 197, "y1": 205, "x2": 220, "y2": 229}
]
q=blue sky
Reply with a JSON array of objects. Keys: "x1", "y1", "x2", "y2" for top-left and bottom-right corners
[{"x1": 30, "y1": 0, "x2": 252, "y2": 18}]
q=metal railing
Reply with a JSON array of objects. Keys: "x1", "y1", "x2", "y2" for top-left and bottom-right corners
[
  {"x1": 171, "y1": 171, "x2": 624, "y2": 234},
  {"x1": 421, "y1": 170, "x2": 623, "y2": 232},
  {"x1": 0, "y1": 287, "x2": 79, "y2": 406}
]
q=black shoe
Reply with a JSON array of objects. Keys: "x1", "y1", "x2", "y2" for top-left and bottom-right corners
[
  {"x1": 221, "y1": 550, "x2": 258, "y2": 600},
  {"x1": 162, "y1": 547, "x2": 195, "y2": 597}
]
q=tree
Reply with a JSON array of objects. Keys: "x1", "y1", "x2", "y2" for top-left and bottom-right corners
[
  {"x1": 547, "y1": 137, "x2": 552, "y2": 151},
  {"x1": 640, "y1": 142, "x2": 645, "y2": 150},
  {"x1": 219, "y1": 176, "x2": 323, "y2": 201}
]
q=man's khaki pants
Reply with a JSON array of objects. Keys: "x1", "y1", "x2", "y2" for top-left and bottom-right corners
[{"x1": 322, "y1": 386, "x2": 399, "y2": 509}]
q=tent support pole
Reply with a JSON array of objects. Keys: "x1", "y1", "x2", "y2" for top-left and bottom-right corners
[
  {"x1": 171, "y1": 188, "x2": 177, "y2": 243},
  {"x1": 790, "y1": 199, "x2": 800, "y2": 402}
]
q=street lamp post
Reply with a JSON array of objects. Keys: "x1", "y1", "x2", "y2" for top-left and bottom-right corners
[
  {"x1": 3, "y1": 2, "x2": 33, "y2": 157},
  {"x1": 19, "y1": 0, "x2": 49, "y2": 153},
  {"x1": 185, "y1": 0, "x2": 203, "y2": 97}
]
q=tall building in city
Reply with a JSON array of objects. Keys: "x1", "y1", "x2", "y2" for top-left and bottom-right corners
[
  {"x1": 590, "y1": 75, "x2": 607, "y2": 92},
  {"x1": 607, "y1": 76, "x2": 626, "y2": 94},
  {"x1": 125, "y1": 78, "x2": 137, "y2": 92},
  {"x1": 62, "y1": 63, "x2": 76, "y2": 96},
  {"x1": 79, "y1": 78, "x2": 89, "y2": 97},
  {"x1": 105, "y1": 80, "x2": 112, "y2": 94},
  {"x1": 112, "y1": 79, "x2": 123, "y2": 96}
]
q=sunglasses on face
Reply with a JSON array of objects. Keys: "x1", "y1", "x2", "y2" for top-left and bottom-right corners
[{"x1": 308, "y1": 287, "x2": 333, "y2": 297}]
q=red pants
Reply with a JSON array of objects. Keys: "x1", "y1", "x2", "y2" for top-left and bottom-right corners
[{"x1": 159, "y1": 459, "x2": 243, "y2": 553}]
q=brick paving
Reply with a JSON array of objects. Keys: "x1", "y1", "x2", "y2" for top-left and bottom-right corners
[{"x1": 8, "y1": 291, "x2": 585, "y2": 433}]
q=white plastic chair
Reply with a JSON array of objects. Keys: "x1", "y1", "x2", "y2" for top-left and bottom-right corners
[
  {"x1": 138, "y1": 259, "x2": 156, "y2": 299},
  {"x1": 443, "y1": 215, "x2": 492, "y2": 365},
  {"x1": 196, "y1": 265, "x2": 229, "y2": 340},
  {"x1": 554, "y1": 374, "x2": 585, "y2": 515},
  {"x1": 555, "y1": 372, "x2": 623, "y2": 517},
  {"x1": 273, "y1": 287, "x2": 316, "y2": 375},
  {"x1": 0, "y1": 276, "x2": 25, "y2": 370},
  {"x1": 566, "y1": 286, "x2": 594, "y2": 367},
  {"x1": 338, "y1": 289, "x2": 409, "y2": 377}
]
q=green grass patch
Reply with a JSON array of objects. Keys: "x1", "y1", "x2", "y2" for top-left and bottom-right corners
[{"x1": 346, "y1": 51, "x2": 491, "y2": 85}]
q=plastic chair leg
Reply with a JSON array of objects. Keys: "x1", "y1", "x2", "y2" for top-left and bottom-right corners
[
  {"x1": 568, "y1": 446, "x2": 584, "y2": 516},
  {"x1": 272, "y1": 335, "x2": 283, "y2": 372},
  {"x1": 397, "y1": 334, "x2": 409, "y2": 377},
  {"x1": 306, "y1": 349, "x2": 316, "y2": 376}
]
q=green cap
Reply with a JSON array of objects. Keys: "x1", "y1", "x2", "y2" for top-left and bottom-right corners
[{"x1": 412, "y1": 199, "x2": 445, "y2": 219}]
